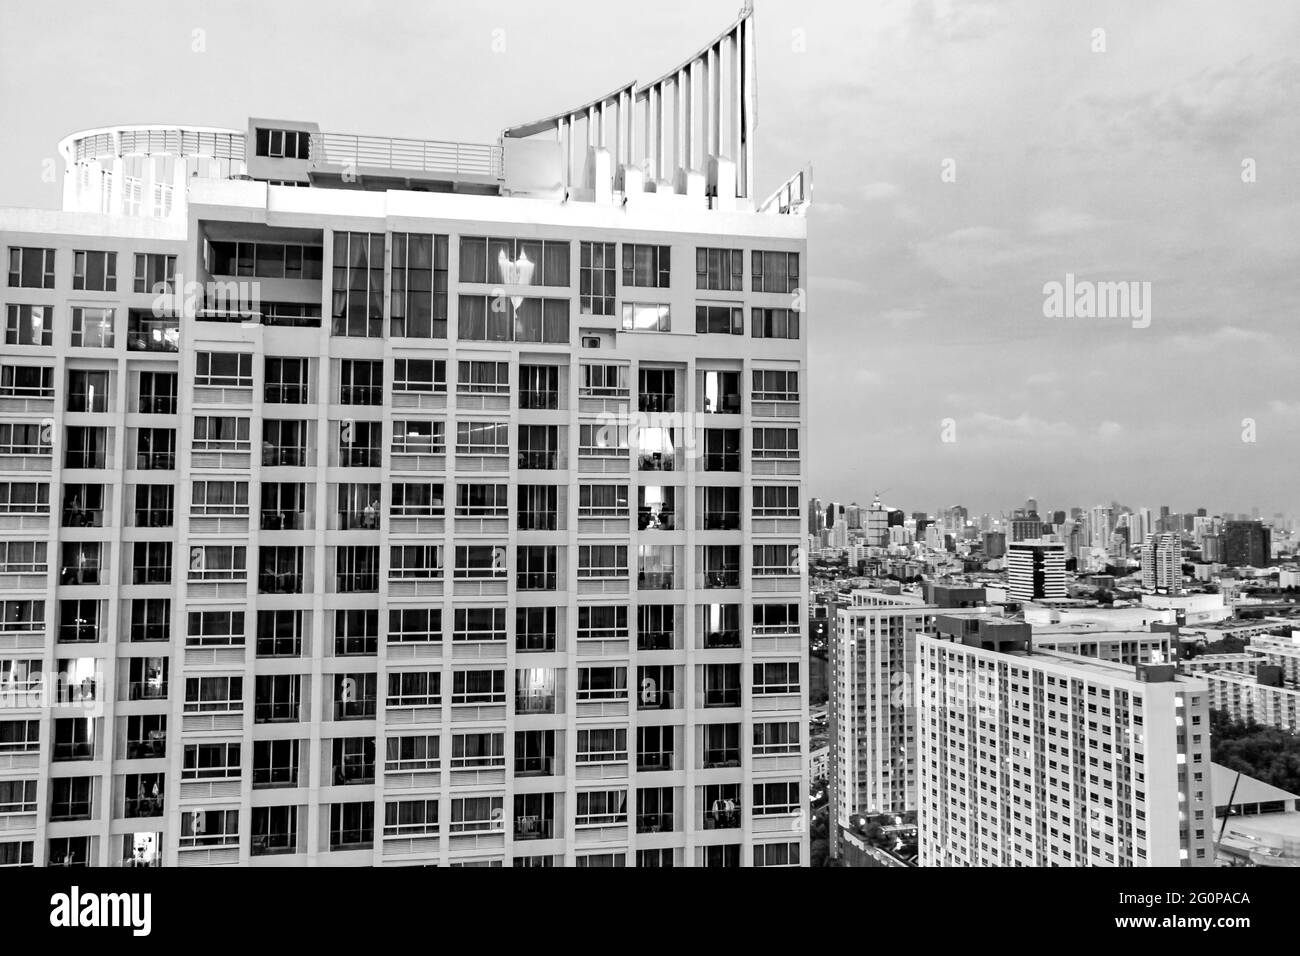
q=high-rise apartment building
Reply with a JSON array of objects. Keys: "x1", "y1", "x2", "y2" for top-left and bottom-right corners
[
  {"x1": 1223, "y1": 520, "x2": 1271, "y2": 569},
  {"x1": 0, "y1": 11, "x2": 810, "y2": 868},
  {"x1": 829, "y1": 590, "x2": 935, "y2": 856},
  {"x1": 1140, "y1": 532, "x2": 1181, "y2": 594},
  {"x1": 1006, "y1": 540, "x2": 1066, "y2": 602},
  {"x1": 916, "y1": 628, "x2": 1214, "y2": 867}
]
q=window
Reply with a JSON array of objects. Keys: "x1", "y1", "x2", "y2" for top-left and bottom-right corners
[
  {"x1": 754, "y1": 842, "x2": 801, "y2": 867},
  {"x1": 579, "y1": 422, "x2": 628, "y2": 457},
  {"x1": 579, "y1": 363, "x2": 628, "y2": 397},
  {"x1": 196, "y1": 352, "x2": 253, "y2": 387},
  {"x1": 389, "y1": 545, "x2": 443, "y2": 580},
  {"x1": 7, "y1": 248, "x2": 55, "y2": 289},
  {"x1": 72, "y1": 250, "x2": 117, "y2": 292},
  {"x1": 449, "y1": 795, "x2": 504, "y2": 833},
  {"x1": 517, "y1": 484, "x2": 558, "y2": 531},
  {"x1": 752, "y1": 250, "x2": 800, "y2": 293},
  {"x1": 578, "y1": 605, "x2": 627, "y2": 642},
  {"x1": 580, "y1": 241, "x2": 616, "y2": 314},
  {"x1": 0, "y1": 542, "x2": 46, "y2": 574},
  {"x1": 335, "y1": 609, "x2": 378, "y2": 656},
  {"x1": 637, "y1": 605, "x2": 675, "y2": 650},
  {"x1": 339, "y1": 359, "x2": 383, "y2": 405},
  {"x1": 753, "y1": 721, "x2": 800, "y2": 755},
  {"x1": 518, "y1": 426, "x2": 558, "y2": 470},
  {"x1": 191, "y1": 480, "x2": 248, "y2": 516},
  {"x1": 696, "y1": 304, "x2": 743, "y2": 334},
  {"x1": 187, "y1": 610, "x2": 244, "y2": 648},
  {"x1": 0, "y1": 482, "x2": 48, "y2": 515},
  {"x1": 133, "y1": 254, "x2": 176, "y2": 294},
  {"x1": 67, "y1": 370, "x2": 110, "y2": 413},
  {"x1": 578, "y1": 484, "x2": 628, "y2": 518},
  {"x1": 338, "y1": 420, "x2": 381, "y2": 467},
  {"x1": 265, "y1": 357, "x2": 308, "y2": 404},
  {"x1": 193, "y1": 416, "x2": 251, "y2": 451},
  {"x1": 252, "y1": 739, "x2": 299, "y2": 788},
  {"x1": 753, "y1": 544, "x2": 799, "y2": 576},
  {"x1": 457, "y1": 295, "x2": 569, "y2": 344},
  {"x1": 135, "y1": 427, "x2": 174, "y2": 470},
  {"x1": 753, "y1": 307, "x2": 800, "y2": 339},
  {"x1": 621, "y1": 302, "x2": 670, "y2": 332},
  {"x1": 391, "y1": 482, "x2": 444, "y2": 516},
  {"x1": 637, "y1": 725, "x2": 675, "y2": 771},
  {"x1": 0, "y1": 600, "x2": 44, "y2": 635},
  {"x1": 753, "y1": 485, "x2": 799, "y2": 518},
  {"x1": 70, "y1": 308, "x2": 115, "y2": 348},
  {"x1": 456, "y1": 483, "x2": 508, "y2": 517},
  {"x1": 254, "y1": 127, "x2": 310, "y2": 159},
  {"x1": 575, "y1": 788, "x2": 627, "y2": 826},
  {"x1": 453, "y1": 545, "x2": 506, "y2": 579},
  {"x1": 577, "y1": 666, "x2": 627, "y2": 701},
  {"x1": 452, "y1": 607, "x2": 507, "y2": 643},
  {"x1": 577, "y1": 728, "x2": 627, "y2": 764},
  {"x1": 516, "y1": 607, "x2": 557, "y2": 652},
  {"x1": 183, "y1": 676, "x2": 243, "y2": 713},
  {"x1": 384, "y1": 671, "x2": 441, "y2": 712},
  {"x1": 459, "y1": 237, "x2": 570, "y2": 287},
  {"x1": 336, "y1": 546, "x2": 380, "y2": 592},
  {"x1": 0, "y1": 364, "x2": 53, "y2": 397},
  {"x1": 182, "y1": 743, "x2": 241, "y2": 780},
  {"x1": 0, "y1": 423, "x2": 45, "y2": 457},
  {"x1": 0, "y1": 720, "x2": 39, "y2": 754},
  {"x1": 4, "y1": 305, "x2": 52, "y2": 346},
  {"x1": 0, "y1": 779, "x2": 38, "y2": 814},
  {"x1": 138, "y1": 370, "x2": 176, "y2": 413},
  {"x1": 385, "y1": 799, "x2": 439, "y2": 836},
  {"x1": 451, "y1": 730, "x2": 505, "y2": 765},
  {"x1": 328, "y1": 802, "x2": 374, "y2": 850},
  {"x1": 386, "y1": 735, "x2": 439, "y2": 772},
  {"x1": 392, "y1": 420, "x2": 444, "y2": 457},
  {"x1": 331, "y1": 232, "x2": 385, "y2": 337},
  {"x1": 578, "y1": 545, "x2": 627, "y2": 578},
  {"x1": 516, "y1": 545, "x2": 557, "y2": 590},
  {"x1": 393, "y1": 358, "x2": 446, "y2": 393},
  {"x1": 206, "y1": 240, "x2": 322, "y2": 279},
  {"x1": 753, "y1": 603, "x2": 799, "y2": 633},
  {"x1": 457, "y1": 361, "x2": 509, "y2": 395},
  {"x1": 696, "y1": 247, "x2": 743, "y2": 291},
  {"x1": 753, "y1": 427, "x2": 799, "y2": 459},
  {"x1": 391, "y1": 233, "x2": 449, "y2": 338},
  {"x1": 519, "y1": 364, "x2": 559, "y2": 410},
  {"x1": 622, "y1": 244, "x2": 670, "y2": 287},
  {"x1": 130, "y1": 598, "x2": 171, "y2": 643},
  {"x1": 753, "y1": 780, "x2": 800, "y2": 815},
  {"x1": 753, "y1": 661, "x2": 800, "y2": 695},
  {"x1": 456, "y1": 420, "x2": 509, "y2": 456},
  {"x1": 753, "y1": 369, "x2": 799, "y2": 402},
  {"x1": 189, "y1": 545, "x2": 246, "y2": 582},
  {"x1": 389, "y1": 608, "x2": 441, "y2": 644}
]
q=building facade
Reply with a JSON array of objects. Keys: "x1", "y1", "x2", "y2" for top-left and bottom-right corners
[
  {"x1": 1006, "y1": 539, "x2": 1066, "y2": 602},
  {"x1": 916, "y1": 632, "x2": 1214, "y2": 867},
  {"x1": 0, "y1": 11, "x2": 812, "y2": 868}
]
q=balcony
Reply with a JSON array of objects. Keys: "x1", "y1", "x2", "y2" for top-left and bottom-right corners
[
  {"x1": 638, "y1": 392, "x2": 676, "y2": 413},
  {"x1": 258, "y1": 572, "x2": 303, "y2": 595},
  {"x1": 264, "y1": 384, "x2": 308, "y2": 405},
  {"x1": 339, "y1": 384, "x2": 382, "y2": 406},
  {"x1": 127, "y1": 316, "x2": 179, "y2": 353},
  {"x1": 254, "y1": 701, "x2": 300, "y2": 724},
  {"x1": 703, "y1": 749, "x2": 742, "y2": 770},
  {"x1": 336, "y1": 572, "x2": 379, "y2": 593},
  {"x1": 637, "y1": 753, "x2": 674, "y2": 773},
  {"x1": 333, "y1": 699, "x2": 377, "y2": 721},
  {"x1": 638, "y1": 451, "x2": 675, "y2": 472},
  {"x1": 251, "y1": 832, "x2": 297, "y2": 857},
  {"x1": 703, "y1": 630, "x2": 741, "y2": 649},
  {"x1": 262, "y1": 446, "x2": 307, "y2": 467},
  {"x1": 702, "y1": 570, "x2": 741, "y2": 589},
  {"x1": 260, "y1": 511, "x2": 306, "y2": 531},
  {"x1": 129, "y1": 622, "x2": 169, "y2": 643},
  {"x1": 639, "y1": 690, "x2": 676, "y2": 711},
  {"x1": 519, "y1": 389, "x2": 559, "y2": 410},
  {"x1": 132, "y1": 566, "x2": 171, "y2": 585},
  {"x1": 636, "y1": 813, "x2": 674, "y2": 834},
  {"x1": 124, "y1": 792, "x2": 164, "y2": 819},
  {"x1": 704, "y1": 453, "x2": 740, "y2": 472},
  {"x1": 62, "y1": 506, "x2": 104, "y2": 528},
  {"x1": 638, "y1": 510, "x2": 676, "y2": 531},
  {"x1": 515, "y1": 693, "x2": 556, "y2": 715},
  {"x1": 637, "y1": 571, "x2": 676, "y2": 591},
  {"x1": 311, "y1": 131, "x2": 504, "y2": 184},
  {"x1": 702, "y1": 512, "x2": 741, "y2": 531},
  {"x1": 338, "y1": 510, "x2": 380, "y2": 531},
  {"x1": 702, "y1": 803, "x2": 742, "y2": 830},
  {"x1": 331, "y1": 761, "x2": 375, "y2": 786},
  {"x1": 134, "y1": 507, "x2": 173, "y2": 527},
  {"x1": 516, "y1": 571, "x2": 557, "y2": 591},
  {"x1": 703, "y1": 688, "x2": 741, "y2": 708},
  {"x1": 513, "y1": 816, "x2": 554, "y2": 840},
  {"x1": 128, "y1": 680, "x2": 168, "y2": 702},
  {"x1": 341, "y1": 447, "x2": 382, "y2": 468},
  {"x1": 138, "y1": 395, "x2": 177, "y2": 415},
  {"x1": 518, "y1": 451, "x2": 558, "y2": 470},
  {"x1": 638, "y1": 632, "x2": 674, "y2": 651},
  {"x1": 125, "y1": 733, "x2": 166, "y2": 761},
  {"x1": 135, "y1": 452, "x2": 175, "y2": 471}
]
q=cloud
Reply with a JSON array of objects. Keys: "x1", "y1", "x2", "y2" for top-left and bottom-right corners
[
  {"x1": 1096, "y1": 421, "x2": 1124, "y2": 440},
  {"x1": 1171, "y1": 325, "x2": 1272, "y2": 353},
  {"x1": 966, "y1": 412, "x2": 1078, "y2": 441},
  {"x1": 1030, "y1": 207, "x2": 1106, "y2": 237},
  {"x1": 1269, "y1": 400, "x2": 1300, "y2": 416},
  {"x1": 1025, "y1": 372, "x2": 1058, "y2": 387},
  {"x1": 860, "y1": 182, "x2": 902, "y2": 202},
  {"x1": 881, "y1": 307, "x2": 926, "y2": 326}
]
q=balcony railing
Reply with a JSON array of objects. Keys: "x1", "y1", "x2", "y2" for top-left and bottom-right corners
[
  {"x1": 637, "y1": 754, "x2": 673, "y2": 773},
  {"x1": 126, "y1": 734, "x2": 166, "y2": 760},
  {"x1": 519, "y1": 390, "x2": 559, "y2": 410},
  {"x1": 128, "y1": 681, "x2": 168, "y2": 701},
  {"x1": 513, "y1": 816, "x2": 554, "y2": 840},
  {"x1": 260, "y1": 511, "x2": 306, "y2": 531},
  {"x1": 62, "y1": 508, "x2": 104, "y2": 528},
  {"x1": 703, "y1": 688, "x2": 741, "y2": 708},
  {"x1": 638, "y1": 510, "x2": 676, "y2": 531},
  {"x1": 702, "y1": 570, "x2": 741, "y2": 589},
  {"x1": 636, "y1": 813, "x2": 674, "y2": 834},
  {"x1": 254, "y1": 701, "x2": 299, "y2": 723},
  {"x1": 515, "y1": 694, "x2": 556, "y2": 715},
  {"x1": 704, "y1": 630, "x2": 741, "y2": 649},
  {"x1": 703, "y1": 750, "x2": 742, "y2": 769},
  {"x1": 639, "y1": 690, "x2": 675, "y2": 711},
  {"x1": 638, "y1": 632, "x2": 674, "y2": 651},
  {"x1": 138, "y1": 396, "x2": 177, "y2": 414},
  {"x1": 514, "y1": 756, "x2": 554, "y2": 777},
  {"x1": 518, "y1": 451, "x2": 558, "y2": 470},
  {"x1": 259, "y1": 572, "x2": 303, "y2": 594},
  {"x1": 262, "y1": 447, "x2": 307, "y2": 467},
  {"x1": 135, "y1": 508, "x2": 173, "y2": 527}
]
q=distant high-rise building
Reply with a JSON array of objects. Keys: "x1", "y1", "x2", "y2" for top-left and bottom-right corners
[
  {"x1": 831, "y1": 590, "x2": 935, "y2": 854},
  {"x1": 1140, "y1": 533, "x2": 1182, "y2": 593},
  {"x1": 866, "y1": 496, "x2": 889, "y2": 547},
  {"x1": 809, "y1": 497, "x2": 823, "y2": 536},
  {"x1": 1026, "y1": 497, "x2": 1038, "y2": 515},
  {"x1": 1007, "y1": 540, "x2": 1067, "y2": 601},
  {"x1": 1223, "y1": 521, "x2": 1271, "y2": 568},
  {"x1": 845, "y1": 503, "x2": 862, "y2": 530},
  {"x1": 916, "y1": 631, "x2": 1214, "y2": 867},
  {"x1": 1010, "y1": 508, "x2": 1041, "y2": 543},
  {"x1": 1051, "y1": 510, "x2": 1066, "y2": 526},
  {"x1": 1202, "y1": 534, "x2": 1224, "y2": 563},
  {"x1": 983, "y1": 531, "x2": 1006, "y2": 560}
]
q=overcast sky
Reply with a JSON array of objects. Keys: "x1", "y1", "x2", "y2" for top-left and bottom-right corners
[{"x1": 1, "y1": 0, "x2": 1296, "y2": 517}]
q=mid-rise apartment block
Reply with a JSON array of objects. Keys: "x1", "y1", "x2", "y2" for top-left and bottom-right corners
[
  {"x1": 0, "y1": 10, "x2": 811, "y2": 867},
  {"x1": 1140, "y1": 532, "x2": 1181, "y2": 594},
  {"x1": 916, "y1": 627, "x2": 1214, "y2": 867},
  {"x1": 1006, "y1": 539, "x2": 1066, "y2": 602}
]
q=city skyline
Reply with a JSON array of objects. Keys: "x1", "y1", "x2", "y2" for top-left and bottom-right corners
[{"x1": 2, "y1": 0, "x2": 1298, "y2": 515}]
